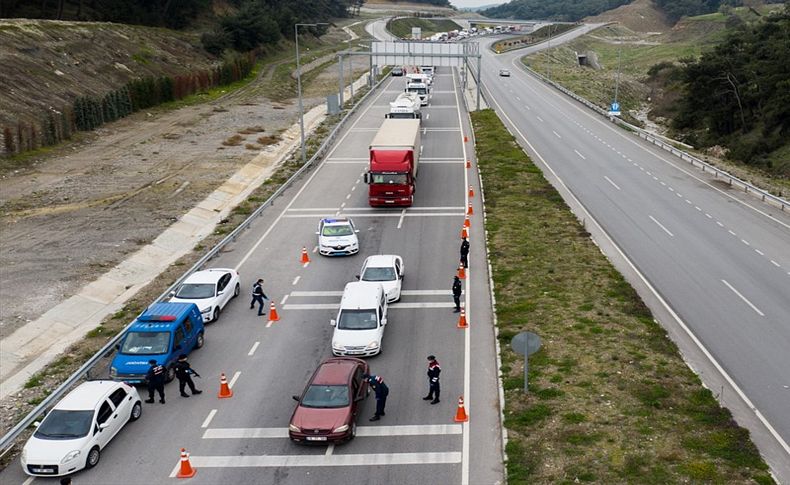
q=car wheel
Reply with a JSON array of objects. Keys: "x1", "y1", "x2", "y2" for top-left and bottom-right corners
[
  {"x1": 165, "y1": 365, "x2": 176, "y2": 383},
  {"x1": 130, "y1": 401, "x2": 142, "y2": 421},
  {"x1": 86, "y1": 446, "x2": 101, "y2": 469},
  {"x1": 195, "y1": 332, "x2": 205, "y2": 349},
  {"x1": 212, "y1": 307, "x2": 220, "y2": 322},
  {"x1": 233, "y1": 283, "x2": 240, "y2": 298}
]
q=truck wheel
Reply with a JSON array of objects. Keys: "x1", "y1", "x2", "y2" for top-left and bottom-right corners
[
  {"x1": 165, "y1": 365, "x2": 176, "y2": 383},
  {"x1": 195, "y1": 332, "x2": 205, "y2": 349}
]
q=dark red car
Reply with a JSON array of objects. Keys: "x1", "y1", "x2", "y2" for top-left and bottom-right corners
[{"x1": 289, "y1": 357, "x2": 369, "y2": 443}]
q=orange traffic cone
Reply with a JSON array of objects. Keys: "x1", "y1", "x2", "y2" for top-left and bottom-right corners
[
  {"x1": 463, "y1": 135, "x2": 468, "y2": 143},
  {"x1": 176, "y1": 447, "x2": 196, "y2": 478},
  {"x1": 454, "y1": 396, "x2": 469, "y2": 422},
  {"x1": 467, "y1": 202, "x2": 474, "y2": 216},
  {"x1": 457, "y1": 263, "x2": 466, "y2": 280},
  {"x1": 460, "y1": 226, "x2": 468, "y2": 239},
  {"x1": 464, "y1": 215, "x2": 470, "y2": 228},
  {"x1": 466, "y1": 159, "x2": 471, "y2": 168},
  {"x1": 468, "y1": 185, "x2": 474, "y2": 198},
  {"x1": 301, "y1": 247, "x2": 310, "y2": 265},
  {"x1": 218, "y1": 373, "x2": 233, "y2": 399},
  {"x1": 457, "y1": 307, "x2": 468, "y2": 328},
  {"x1": 268, "y1": 301, "x2": 280, "y2": 322}
]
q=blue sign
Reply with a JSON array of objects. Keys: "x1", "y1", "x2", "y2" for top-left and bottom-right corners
[{"x1": 609, "y1": 101, "x2": 621, "y2": 116}]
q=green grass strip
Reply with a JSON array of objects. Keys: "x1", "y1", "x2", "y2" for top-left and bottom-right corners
[{"x1": 470, "y1": 109, "x2": 773, "y2": 484}]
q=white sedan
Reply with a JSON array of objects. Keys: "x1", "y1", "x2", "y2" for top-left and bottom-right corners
[
  {"x1": 358, "y1": 255, "x2": 404, "y2": 302},
  {"x1": 21, "y1": 381, "x2": 142, "y2": 477},
  {"x1": 499, "y1": 69, "x2": 511, "y2": 77},
  {"x1": 169, "y1": 268, "x2": 240, "y2": 323},
  {"x1": 317, "y1": 217, "x2": 360, "y2": 256}
]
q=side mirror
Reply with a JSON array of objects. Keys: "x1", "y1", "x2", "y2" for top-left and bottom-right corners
[
  {"x1": 315, "y1": 231, "x2": 320, "y2": 235},
  {"x1": 217, "y1": 290, "x2": 224, "y2": 296},
  {"x1": 355, "y1": 275, "x2": 360, "y2": 280},
  {"x1": 355, "y1": 229, "x2": 360, "y2": 233},
  {"x1": 33, "y1": 421, "x2": 40, "y2": 428},
  {"x1": 99, "y1": 422, "x2": 110, "y2": 430},
  {"x1": 330, "y1": 319, "x2": 337, "y2": 327},
  {"x1": 381, "y1": 318, "x2": 387, "y2": 326},
  {"x1": 169, "y1": 291, "x2": 176, "y2": 298},
  {"x1": 292, "y1": 395, "x2": 300, "y2": 402},
  {"x1": 363, "y1": 173, "x2": 371, "y2": 184},
  {"x1": 115, "y1": 344, "x2": 120, "y2": 351}
]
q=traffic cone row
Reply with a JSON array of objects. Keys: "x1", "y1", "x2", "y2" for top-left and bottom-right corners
[
  {"x1": 457, "y1": 263, "x2": 466, "y2": 280},
  {"x1": 268, "y1": 301, "x2": 280, "y2": 322},
  {"x1": 466, "y1": 159, "x2": 471, "y2": 169},
  {"x1": 177, "y1": 447, "x2": 196, "y2": 478},
  {"x1": 300, "y1": 246, "x2": 310, "y2": 265},
  {"x1": 468, "y1": 185, "x2": 474, "y2": 198},
  {"x1": 467, "y1": 202, "x2": 474, "y2": 216},
  {"x1": 454, "y1": 396, "x2": 469, "y2": 422},
  {"x1": 217, "y1": 373, "x2": 233, "y2": 399},
  {"x1": 460, "y1": 226, "x2": 468, "y2": 239}
]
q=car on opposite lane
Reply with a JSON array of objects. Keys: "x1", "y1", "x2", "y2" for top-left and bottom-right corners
[
  {"x1": 169, "y1": 268, "x2": 240, "y2": 323},
  {"x1": 317, "y1": 217, "x2": 360, "y2": 256},
  {"x1": 358, "y1": 254, "x2": 403, "y2": 302},
  {"x1": 499, "y1": 69, "x2": 511, "y2": 77},
  {"x1": 289, "y1": 357, "x2": 369, "y2": 444},
  {"x1": 21, "y1": 381, "x2": 142, "y2": 477}
]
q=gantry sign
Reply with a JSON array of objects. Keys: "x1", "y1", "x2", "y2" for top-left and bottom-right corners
[{"x1": 336, "y1": 41, "x2": 482, "y2": 111}]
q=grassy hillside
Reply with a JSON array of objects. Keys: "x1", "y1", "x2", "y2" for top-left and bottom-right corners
[{"x1": 387, "y1": 17, "x2": 462, "y2": 38}]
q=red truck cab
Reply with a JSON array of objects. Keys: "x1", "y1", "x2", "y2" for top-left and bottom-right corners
[{"x1": 366, "y1": 119, "x2": 421, "y2": 207}]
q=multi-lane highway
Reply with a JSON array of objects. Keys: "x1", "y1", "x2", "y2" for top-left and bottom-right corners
[
  {"x1": 0, "y1": 67, "x2": 504, "y2": 484},
  {"x1": 474, "y1": 30, "x2": 790, "y2": 479}
]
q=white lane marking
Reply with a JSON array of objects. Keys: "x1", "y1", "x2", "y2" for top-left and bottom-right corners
[
  {"x1": 201, "y1": 409, "x2": 218, "y2": 429},
  {"x1": 397, "y1": 209, "x2": 406, "y2": 229},
  {"x1": 676, "y1": 193, "x2": 683, "y2": 198},
  {"x1": 22, "y1": 477, "x2": 34, "y2": 485},
  {"x1": 686, "y1": 199, "x2": 692, "y2": 205},
  {"x1": 770, "y1": 260, "x2": 780, "y2": 267},
  {"x1": 290, "y1": 290, "x2": 454, "y2": 297},
  {"x1": 705, "y1": 213, "x2": 712, "y2": 218},
  {"x1": 668, "y1": 186, "x2": 673, "y2": 191},
  {"x1": 524, "y1": 104, "x2": 531, "y2": 111},
  {"x1": 716, "y1": 221, "x2": 724, "y2": 227},
  {"x1": 170, "y1": 452, "x2": 462, "y2": 475},
  {"x1": 552, "y1": 130, "x2": 561, "y2": 139},
  {"x1": 346, "y1": 194, "x2": 351, "y2": 199},
  {"x1": 741, "y1": 239, "x2": 750, "y2": 246},
  {"x1": 728, "y1": 230, "x2": 737, "y2": 236},
  {"x1": 652, "y1": 176, "x2": 658, "y2": 181},
  {"x1": 303, "y1": 261, "x2": 310, "y2": 268},
  {"x1": 356, "y1": 179, "x2": 361, "y2": 184},
  {"x1": 574, "y1": 149, "x2": 586, "y2": 160},
  {"x1": 604, "y1": 176, "x2": 621, "y2": 191},
  {"x1": 646, "y1": 171, "x2": 652, "y2": 176},
  {"x1": 247, "y1": 342, "x2": 260, "y2": 356},
  {"x1": 649, "y1": 215, "x2": 674, "y2": 237},
  {"x1": 202, "y1": 424, "x2": 462, "y2": 439},
  {"x1": 425, "y1": 113, "x2": 430, "y2": 120},
  {"x1": 228, "y1": 371, "x2": 241, "y2": 389},
  {"x1": 351, "y1": 186, "x2": 356, "y2": 191},
  {"x1": 755, "y1": 249, "x2": 764, "y2": 256},
  {"x1": 695, "y1": 206, "x2": 702, "y2": 211},
  {"x1": 536, "y1": 116, "x2": 544, "y2": 122},
  {"x1": 266, "y1": 320, "x2": 273, "y2": 328},
  {"x1": 284, "y1": 302, "x2": 455, "y2": 310},
  {"x1": 722, "y1": 280, "x2": 765, "y2": 316},
  {"x1": 515, "y1": 96, "x2": 521, "y2": 101},
  {"x1": 483, "y1": 75, "x2": 790, "y2": 459},
  {"x1": 313, "y1": 245, "x2": 319, "y2": 253},
  {"x1": 232, "y1": 76, "x2": 397, "y2": 271},
  {"x1": 660, "y1": 181, "x2": 666, "y2": 186},
  {"x1": 292, "y1": 276, "x2": 301, "y2": 286},
  {"x1": 280, "y1": 295, "x2": 289, "y2": 305},
  {"x1": 325, "y1": 444, "x2": 335, "y2": 456}
]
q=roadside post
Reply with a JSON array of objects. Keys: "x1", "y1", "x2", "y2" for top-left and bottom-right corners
[{"x1": 510, "y1": 331, "x2": 542, "y2": 392}]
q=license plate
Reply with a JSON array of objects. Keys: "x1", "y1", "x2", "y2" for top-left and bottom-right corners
[
  {"x1": 306, "y1": 436, "x2": 327, "y2": 441},
  {"x1": 32, "y1": 468, "x2": 54, "y2": 473}
]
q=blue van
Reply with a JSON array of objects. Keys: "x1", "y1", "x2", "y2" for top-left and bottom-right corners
[{"x1": 110, "y1": 302, "x2": 205, "y2": 384}]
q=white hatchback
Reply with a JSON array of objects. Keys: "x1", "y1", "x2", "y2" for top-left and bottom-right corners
[
  {"x1": 21, "y1": 381, "x2": 142, "y2": 477},
  {"x1": 169, "y1": 268, "x2": 240, "y2": 323},
  {"x1": 358, "y1": 255, "x2": 404, "y2": 302}
]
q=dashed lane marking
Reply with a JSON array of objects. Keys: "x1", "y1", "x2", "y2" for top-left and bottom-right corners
[
  {"x1": 228, "y1": 371, "x2": 241, "y2": 389},
  {"x1": 201, "y1": 409, "x2": 218, "y2": 429},
  {"x1": 247, "y1": 342, "x2": 260, "y2": 356},
  {"x1": 397, "y1": 209, "x2": 406, "y2": 229},
  {"x1": 292, "y1": 276, "x2": 300, "y2": 285},
  {"x1": 574, "y1": 149, "x2": 586, "y2": 160}
]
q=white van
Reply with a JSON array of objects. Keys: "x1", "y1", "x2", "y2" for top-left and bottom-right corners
[
  {"x1": 331, "y1": 282, "x2": 388, "y2": 357},
  {"x1": 406, "y1": 82, "x2": 429, "y2": 106}
]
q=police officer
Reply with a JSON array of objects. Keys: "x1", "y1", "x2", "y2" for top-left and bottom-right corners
[
  {"x1": 365, "y1": 374, "x2": 389, "y2": 421},
  {"x1": 452, "y1": 275, "x2": 462, "y2": 313},
  {"x1": 174, "y1": 354, "x2": 203, "y2": 397},
  {"x1": 460, "y1": 237, "x2": 470, "y2": 269},
  {"x1": 423, "y1": 355, "x2": 441, "y2": 404},
  {"x1": 145, "y1": 359, "x2": 166, "y2": 404},
  {"x1": 249, "y1": 278, "x2": 269, "y2": 316}
]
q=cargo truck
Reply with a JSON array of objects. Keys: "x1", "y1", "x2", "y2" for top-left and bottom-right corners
[
  {"x1": 365, "y1": 119, "x2": 421, "y2": 207},
  {"x1": 386, "y1": 92, "x2": 422, "y2": 119}
]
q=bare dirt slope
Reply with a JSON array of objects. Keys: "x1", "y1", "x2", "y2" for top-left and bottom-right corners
[
  {"x1": 0, "y1": 22, "x2": 368, "y2": 339},
  {"x1": 585, "y1": 0, "x2": 671, "y2": 33}
]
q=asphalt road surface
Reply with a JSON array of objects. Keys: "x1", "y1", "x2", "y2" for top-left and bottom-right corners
[
  {"x1": 475, "y1": 30, "x2": 790, "y2": 480},
  {"x1": 0, "y1": 68, "x2": 504, "y2": 484}
]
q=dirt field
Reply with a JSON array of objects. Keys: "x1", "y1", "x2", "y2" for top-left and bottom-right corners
[{"x1": 0, "y1": 25, "x2": 370, "y2": 340}]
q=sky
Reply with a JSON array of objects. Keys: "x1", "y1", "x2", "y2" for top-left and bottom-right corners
[{"x1": 450, "y1": 0, "x2": 503, "y2": 9}]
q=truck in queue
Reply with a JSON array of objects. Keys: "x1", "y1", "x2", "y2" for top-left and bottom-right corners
[
  {"x1": 365, "y1": 119, "x2": 421, "y2": 207},
  {"x1": 406, "y1": 82, "x2": 429, "y2": 106},
  {"x1": 386, "y1": 92, "x2": 422, "y2": 119}
]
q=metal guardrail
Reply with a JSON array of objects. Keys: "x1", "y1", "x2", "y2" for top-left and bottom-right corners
[
  {"x1": 0, "y1": 72, "x2": 390, "y2": 454},
  {"x1": 519, "y1": 64, "x2": 788, "y2": 211}
]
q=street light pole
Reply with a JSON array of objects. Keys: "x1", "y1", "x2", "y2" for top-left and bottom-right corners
[
  {"x1": 614, "y1": 40, "x2": 622, "y2": 105},
  {"x1": 295, "y1": 22, "x2": 327, "y2": 165}
]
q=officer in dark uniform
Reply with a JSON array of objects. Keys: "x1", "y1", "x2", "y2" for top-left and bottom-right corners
[
  {"x1": 366, "y1": 375, "x2": 389, "y2": 421},
  {"x1": 174, "y1": 354, "x2": 203, "y2": 397},
  {"x1": 250, "y1": 278, "x2": 269, "y2": 315},
  {"x1": 145, "y1": 359, "x2": 166, "y2": 404},
  {"x1": 423, "y1": 355, "x2": 441, "y2": 404},
  {"x1": 452, "y1": 275, "x2": 462, "y2": 313},
  {"x1": 460, "y1": 237, "x2": 470, "y2": 268}
]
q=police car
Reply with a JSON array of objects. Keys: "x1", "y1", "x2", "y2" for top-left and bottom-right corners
[{"x1": 316, "y1": 218, "x2": 360, "y2": 256}]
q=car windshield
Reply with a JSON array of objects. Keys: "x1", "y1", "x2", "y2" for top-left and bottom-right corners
[
  {"x1": 120, "y1": 331, "x2": 170, "y2": 355},
  {"x1": 174, "y1": 283, "x2": 215, "y2": 299},
  {"x1": 408, "y1": 87, "x2": 427, "y2": 95},
  {"x1": 362, "y1": 266, "x2": 396, "y2": 282},
  {"x1": 34, "y1": 410, "x2": 93, "y2": 440},
  {"x1": 300, "y1": 385, "x2": 349, "y2": 408},
  {"x1": 322, "y1": 225, "x2": 353, "y2": 237},
  {"x1": 371, "y1": 173, "x2": 408, "y2": 185},
  {"x1": 337, "y1": 309, "x2": 378, "y2": 330}
]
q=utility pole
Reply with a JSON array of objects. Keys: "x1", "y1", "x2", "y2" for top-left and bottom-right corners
[
  {"x1": 295, "y1": 22, "x2": 327, "y2": 165},
  {"x1": 614, "y1": 40, "x2": 622, "y2": 105}
]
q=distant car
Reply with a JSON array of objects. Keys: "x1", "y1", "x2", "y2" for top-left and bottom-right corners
[
  {"x1": 499, "y1": 69, "x2": 511, "y2": 77},
  {"x1": 317, "y1": 217, "x2": 360, "y2": 256},
  {"x1": 289, "y1": 357, "x2": 369, "y2": 443},
  {"x1": 169, "y1": 268, "x2": 240, "y2": 323},
  {"x1": 391, "y1": 67, "x2": 404, "y2": 76},
  {"x1": 21, "y1": 381, "x2": 142, "y2": 477},
  {"x1": 358, "y1": 254, "x2": 403, "y2": 302}
]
